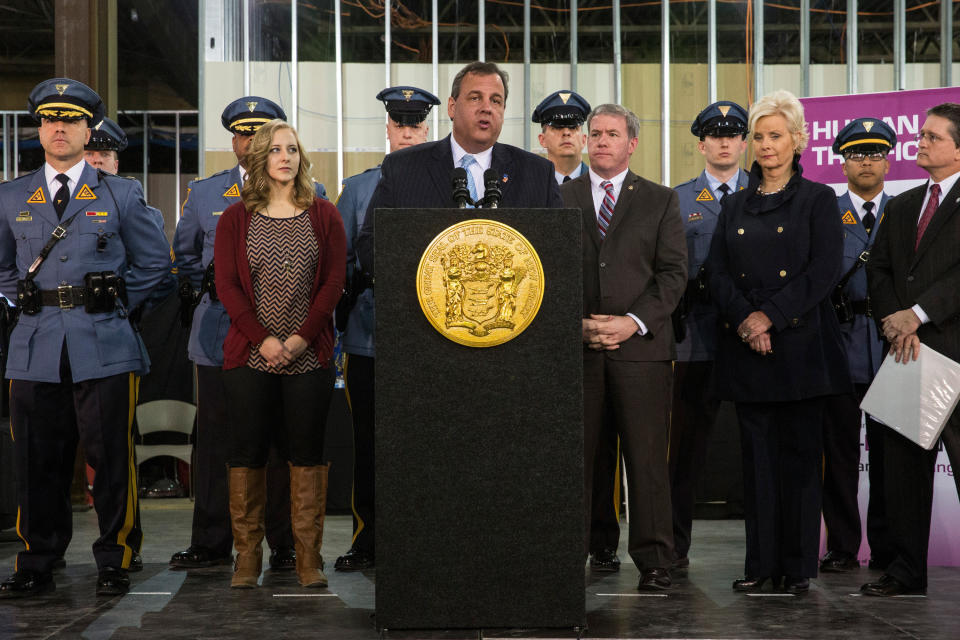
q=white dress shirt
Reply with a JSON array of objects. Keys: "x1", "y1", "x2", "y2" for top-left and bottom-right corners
[
  {"x1": 554, "y1": 162, "x2": 585, "y2": 185},
  {"x1": 703, "y1": 170, "x2": 740, "y2": 201},
  {"x1": 450, "y1": 136, "x2": 493, "y2": 200},
  {"x1": 847, "y1": 191, "x2": 883, "y2": 223},
  {"x1": 44, "y1": 159, "x2": 87, "y2": 199}
]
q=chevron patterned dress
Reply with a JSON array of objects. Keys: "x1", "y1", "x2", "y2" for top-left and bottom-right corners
[{"x1": 245, "y1": 211, "x2": 321, "y2": 374}]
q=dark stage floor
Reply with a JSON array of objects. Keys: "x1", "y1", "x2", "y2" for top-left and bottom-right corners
[{"x1": 0, "y1": 501, "x2": 957, "y2": 639}]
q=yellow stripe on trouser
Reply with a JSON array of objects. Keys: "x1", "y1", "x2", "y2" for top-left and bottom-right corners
[
  {"x1": 115, "y1": 374, "x2": 139, "y2": 568},
  {"x1": 10, "y1": 381, "x2": 27, "y2": 570},
  {"x1": 342, "y1": 354, "x2": 366, "y2": 545}
]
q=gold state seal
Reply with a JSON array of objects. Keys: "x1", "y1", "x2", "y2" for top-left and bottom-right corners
[{"x1": 416, "y1": 219, "x2": 544, "y2": 347}]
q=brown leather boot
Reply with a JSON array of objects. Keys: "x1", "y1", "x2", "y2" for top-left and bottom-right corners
[
  {"x1": 229, "y1": 466, "x2": 266, "y2": 588},
  {"x1": 289, "y1": 463, "x2": 330, "y2": 588}
]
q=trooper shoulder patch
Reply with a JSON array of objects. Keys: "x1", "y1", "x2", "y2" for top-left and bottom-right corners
[
  {"x1": 75, "y1": 184, "x2": 97, "y2": 200},
  {"x1": 841, "y1": 210, "x2": 858, "y2": 225},
  {"x1": 27, "y1": 187, "x2": 46, "y2": 204},
  {"x1": 223, "y1": 183, "x2": 241, "y2": 198},
  {"x1": 696, "y1": 188, "x2": 714, "y2": 202}
]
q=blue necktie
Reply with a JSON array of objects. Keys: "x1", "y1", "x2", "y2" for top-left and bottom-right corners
[{"x1": 460, "y1": 155, "x2": 478, "y2": 207}]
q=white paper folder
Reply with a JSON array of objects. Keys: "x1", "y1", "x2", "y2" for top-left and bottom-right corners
[{"x1": 860, "y1": 344, "x2": 960, "y2": 450}]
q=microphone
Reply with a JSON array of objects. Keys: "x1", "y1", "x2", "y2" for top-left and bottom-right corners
[
  {"x1": 481, "y1": 169, "x2": 502, "y2": 208},
  {"x1": 452, "y1": 167, "x2": 471, "y2": 208}
]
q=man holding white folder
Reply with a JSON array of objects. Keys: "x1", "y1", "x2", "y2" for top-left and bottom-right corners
[{"x1": 862, "y1": 102, "x2": 960, "y2": 597}]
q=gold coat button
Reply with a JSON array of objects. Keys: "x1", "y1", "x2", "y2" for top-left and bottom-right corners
[
  {"x1": 779, "y1": 270, "x2": 787, "y2": 277},
  {"x1": 740, "y1": 273, "x2": 746, "y2": 278},
  {"x1": 777, "y1": 226, "x2": 784, "y2": 233},
  {"x1": 737, "y1": 228, "x2": 745, "y2": 235}
]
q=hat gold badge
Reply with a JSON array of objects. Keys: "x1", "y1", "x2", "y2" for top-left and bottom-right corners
[
  {"x1": 55, "y1": 83, "x2": 69, "y2": 96},
  {"x1": 863, "y1": 120, "x2": 874, "y2": 132},
  {"x1": 718, "y1": 105, "x2": 731, "y2": 117},
  {"x1": 559, "y1": 92, "x2": 571, "y2": 104},
  {"x1": 417, "y1": 220, "x2": 544, "y2": 348},
  {"x1": 246, "y1": 101, "x2": 258, "y2": 112},
  {"x1": 402, "y1": 89, "x2": 414, "y2": 101}
]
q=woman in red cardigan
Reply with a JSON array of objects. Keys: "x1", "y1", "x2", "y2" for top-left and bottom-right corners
[{"x1": 214, "y1": 119, "x2": 345, "y2": 590}]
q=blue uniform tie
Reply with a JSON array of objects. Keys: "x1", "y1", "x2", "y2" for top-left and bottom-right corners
[{"x1": 460, "y1": 155, "x2": 478, "y2": 207}]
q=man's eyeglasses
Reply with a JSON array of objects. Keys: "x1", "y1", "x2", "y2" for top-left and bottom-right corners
[
  {"x1": 845, "y1": 152, "x2": 887, "y2": 163},
  {"x1": 916, "y1": 131, "x2": 947, "y2": 144}
]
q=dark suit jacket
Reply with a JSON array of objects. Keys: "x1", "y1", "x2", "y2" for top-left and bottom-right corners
[
  {"x1": 867, "y1": 177, "x2": 960, "y2": 362},
  {"x1": 562, "y1": 170, "x2": 688, "y2": 362},
  {"x1": 705, "y1": 161, "x2": 850, "y2": 402},
  {"x1": 356, "y1": 135, "x2": 563, "y2": 273}
]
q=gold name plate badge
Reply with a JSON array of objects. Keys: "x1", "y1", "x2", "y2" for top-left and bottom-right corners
[{"x1": 416, "y1": 220, "x2": 544, "y2": 348}]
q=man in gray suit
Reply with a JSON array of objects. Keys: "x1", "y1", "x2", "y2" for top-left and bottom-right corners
[
  {"x1": 863, "y1": 102, "x2": 960, "y2": 596},
  {"x1": 561, "y1": 104, "x2": 687, "y2": 591}
]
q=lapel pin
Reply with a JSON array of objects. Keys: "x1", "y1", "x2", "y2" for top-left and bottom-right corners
[
  {"x1": 502, "y1": 174, "x2": 509, "y2": 183},
  {"x1": 628, "y1": 185, "x2": 634, "y2": 190}
]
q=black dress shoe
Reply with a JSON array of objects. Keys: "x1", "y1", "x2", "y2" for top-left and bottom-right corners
[
  {"x1": 269, "y1": 546, "x2": 297, "y2": 571},
  {"x1": 96, "y1": 567, "x2": 130, "y2": 597},
  {"x1": 861, "y1": 573, "x2": 922, "y2": 597},
  {"x1": 334, "y1": 548, "x2": 375, "y2": 572},
  {"x1": 820, "y1": 550, "x2": 859, "y2": 572},
  {"x1": 590, "y1": 548, "x2": 621, "y2": 572},
  {"x1": 169, "y1": 545, "x2": 232, "y2": 569},
  {"x1": 0, "y1": 570, "x2": 55, "y2": 599},
  {"x1": 129, "y1": 553, "x2": 143, "y2": 573},
  {"x1": 783, "y1": 576, "x2": 810, "y2": 593},
  {"x1": 637, "y1": 567, "x2": 671, "y2": 591},
  {"x1": 732, "y1": 575, "x2": 781, "y2": 592}
]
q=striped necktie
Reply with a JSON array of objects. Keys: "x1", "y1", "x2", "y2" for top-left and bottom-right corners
[
  {"x1": 460, "y1": 155, "x2": 478, "y2": 207},
  {"x1": 598, "y1": 180, "x2": 615, "y2": 238}
]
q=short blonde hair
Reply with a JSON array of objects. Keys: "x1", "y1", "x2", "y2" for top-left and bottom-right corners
[
  {"x1": 241, "y1": 119, "x2": 315, "y2": 213},
  {"x1": 748, "y1": 89, "x2": 809, "y2": 154}
]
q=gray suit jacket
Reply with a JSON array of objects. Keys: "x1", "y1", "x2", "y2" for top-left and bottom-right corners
[
  {"x1": 868, "y1": 177, "x2": 960, "y2": 362},
  {"x1": 562, "y1": 170, "x2": 688, "y2": 362}
]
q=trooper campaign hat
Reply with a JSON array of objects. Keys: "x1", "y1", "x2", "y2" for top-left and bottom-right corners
[
  {"x1": 28, "y1": 77, "x2": 105, "y2": 125},
  {"x1": 691, "y1": 100, "x2": 748, "y2": 139},
  {"x1": 532, "y1": 90, "x2": 591, "y2": 128},
  {"x1": 221, "y1": 97, "x2": 287, "y2": 134},
  {"x1": 86, "y1": 117, "x2": 128, "y2": 152},
  {"x1": 832, "y1": 117, "x2": 897, "y2": 156},
  {"x1": 376, "y1": 86, "x2": 441, "y2": 126}
]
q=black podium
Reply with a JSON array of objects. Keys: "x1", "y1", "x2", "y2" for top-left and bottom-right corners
[{"x1": 375, "y1": 208, "x2": 585, "y2": 632}]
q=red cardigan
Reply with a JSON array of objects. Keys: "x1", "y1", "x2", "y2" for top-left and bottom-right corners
[{"x1": 214, "y1": 198, "x2": 346, "y2": 370}]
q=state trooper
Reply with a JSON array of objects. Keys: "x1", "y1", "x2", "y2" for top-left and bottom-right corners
[
  {"x1": 169, "y1": 97, "x2": 326, "y2": 570},
  {"x1": 819, "y1": 118, "x2": 896, "y2": 573},
  {"x1": 533, "y1": 90, "x2": 590, "y2": 184},
  {"x1": 334, "y1": 85, "x2": 439, "y2": 572},
  {"x1": 534, "y1": 89, "x2": 622, "y2": 572},
  {"x1": 670, "y1": 100, "x2": 750, "y2": 568},
  {"x1": 0, "y1": 78, "x2": 172, "y2": 598}
]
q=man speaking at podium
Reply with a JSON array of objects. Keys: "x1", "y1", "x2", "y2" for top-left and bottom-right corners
[{"x1": 356, "y1": 61, "x2": 562, "y2": 274}]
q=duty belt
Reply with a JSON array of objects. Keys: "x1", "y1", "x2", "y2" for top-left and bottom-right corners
[
  {"x1": 850, "y1": 299, "x2": 871, "y2": 317},
  {"x1": 39, "y1": 285, "x2": 91, "y2": 309}
]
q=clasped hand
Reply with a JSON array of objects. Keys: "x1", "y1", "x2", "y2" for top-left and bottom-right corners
[
  {"x1": 259, "y1": 335, "x2": 309, "y2": 367},
  {"x1": 736, "y1": 311, "x2": 773, "y2": 356},
  {"x1": 582, "y1": 314, "x2": 638, "y2": 351},
  {"x1": 881, "y1": 309, "x2": 922, "y2": 365}
]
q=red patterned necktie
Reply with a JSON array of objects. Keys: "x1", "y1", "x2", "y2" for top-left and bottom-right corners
[
  {"x1": 915, "y1": 183, "x2": 940, "y2": 250},
  {"x1": 597, "y1": 181, "x2": 615, "y2": 238}
]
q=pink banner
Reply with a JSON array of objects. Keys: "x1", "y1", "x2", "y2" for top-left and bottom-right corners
[{"x1": 799, "y1": 87, "x2": 960, "y2": 186}]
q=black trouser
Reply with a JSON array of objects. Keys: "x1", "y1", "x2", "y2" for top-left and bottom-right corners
[
  {"x1": 224, "y1": 365, "x2": 335, "y2": 467},
  {"x1": 11, "y1": 352, "x2": 139, "y2": 573},
  {"x1": 668, "y1": 360, "x2": 720, "y2": 559},
  {"x1": 589, "y1": 412, "x2": 622, "y2": 554},
  {"x1": 821, "y1": 383, "x2": 892, "y2": 560},
  {"x1": 345, "y1": 354, "x2": 375, "y2": 554},
  {"x1": 883, "y1": 415, "x2": 960, "y2": 590},
  {"x1": 191, "y1": 365, "x2": 294, "y2": 555},
  {"x1": 737, "y1": 398, "x2": 824, "y2": 579}
]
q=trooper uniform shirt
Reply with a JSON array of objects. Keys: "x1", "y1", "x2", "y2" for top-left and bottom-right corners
[
  {"x1": 836, "y1": 190, "x2": 889, "y2": 383},
  {"x1": 173, "y1": 166, "x2": 326, "y2": 367},
  {"x1": 0, "y1": 162, "x2": 172, "y2": 382},
  {"x1": 672, "y1": 168, "x2": 749, "y2": 362},
  {"x1": 338, "y1": 166, "x2": 379, "y2": 358}
]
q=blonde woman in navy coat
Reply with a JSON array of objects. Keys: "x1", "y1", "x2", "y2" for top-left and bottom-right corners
[{"x1": 705, "y1": 90, "x2": 850, "y2": 594}]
